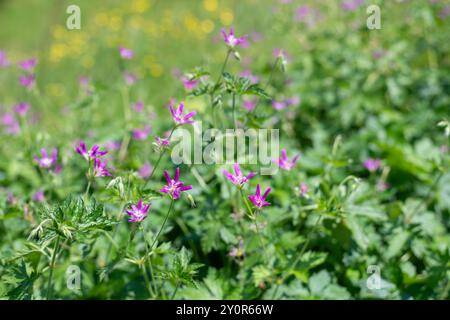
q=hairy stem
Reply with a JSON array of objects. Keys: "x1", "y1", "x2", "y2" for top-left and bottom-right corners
[{"x1": 46, "y1": 235, "x2": 61, "y2": 300}]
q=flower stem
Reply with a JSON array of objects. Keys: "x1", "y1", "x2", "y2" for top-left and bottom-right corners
[
  {"x1": 249, "y1": 56, "x2": 280, "y2": 116},
  {"x1": 119, "y1": 86, "x2": 131, "y2": 161},
  {"x1": 46, "y1": 235, "x2": 61, "y2": 300},
  {"x1": 239, "y1": 188, "x2": 253, "y2": 217},
  {"x1": 149, "y1": 199, "x2": 175, "y2": 251},
  {"x1": 232, "y1": 93, "x2": 237, "y2": 130},
  {"x1": 170, "y1": 281, "x2": 180, "y2": 300},
  {"x1": 141, "y1": 263, "x2": 155, "y2": 298}
]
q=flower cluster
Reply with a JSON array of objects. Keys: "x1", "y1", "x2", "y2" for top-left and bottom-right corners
[
  {"x1": 18, "y1": 57, "x2": 36, "y2": 89},
  {"x1": 76, "y1": 141, "x2": 111, "y2": 177}
]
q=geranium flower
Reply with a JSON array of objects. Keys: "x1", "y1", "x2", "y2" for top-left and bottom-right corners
[
  {"x1": 363, "y1": 158, "x2": 381, "y2": 172},
  {"x1": 223, "y1": 163, "x2": 256, "y2": 188},
  {"x1": 119, "y1": 47, "x2": 134, "y2": 60},
  {"x1": 0, "y1": 50, "x2": 10, "y2": 67},
  {"x1": 132, "y1": 125, "x2": 151, "y2": 140},
  {"x1": 248, "y1": 184, "x2": 271, "y2": 209},
  {"x1": 14, "y1": 102, "x2": 30, "y2": 117},
  {"x1": 75, "y1": 141, "x2": 108, "y2": 161},
  {"x1": 138, "y1": 162, "x2": 152, "y2": 179},
  {"x1": 169, "y1": 100, "x2": 196, "y2": 125},
  {"x1": 18, "y1": 58, "x2": 37, "y2": 71},
  {"x1": 181, "y1": 76, "x2": 199, "y2": 91},
  {"x1": 19, "y1": 74, "x2": 35, "y2": 89},
  {"x1": 160, "y1": 167, "x2": 193, "y2": 200},
  {"x1": 32, "y1": 190, "x2": 45, "y2": 202},
  {"x1": 126, "y1": 199, "x2": 150, "y2": 223},
  {"x1": 34, "y1": 148, "x2": 58, "y2": 169},
  {"x1": 92, "y1": 158, "x2": 111, "y2": 177},
  {"x1": 273, "y1": 148, "x2": 300, "y2": 170},
  {"x1": 221, "y1": 27, "x2": 246, "y2": 48},
  {"x1": 155, "y1": 136, "x2": 170, "y2": 147},
  {"x1": 133, "y1": 100, "x2": 144, "y2": 112}
]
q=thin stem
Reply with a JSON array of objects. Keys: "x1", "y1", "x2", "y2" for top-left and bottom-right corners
[
  {"x1": 141, "y1": 263, "x2": 155, "y2": 298},
  {"x1": 46, "y1": 235, "x2": 61, "y2": 300},
  {"x1": 149, "y1": 199, "x2": 175, "y2": 251},
  {"x1": 249, "y1": 56, "x2": 280, "y2": 116},
  {"x1": 232, "y1": 93, "x2": 237, "y2": 130},
  {"x1": 139, "y1": 224, "x2": 158, "y2": 298},
  {"x1": 142, "y1": 126, "x2": 177, "y2": 189},
  {"x1": 239, "y1": 188, "x2": 253, "y2": 217},
  {"x1": 170, "y1": 281, "x2": 180, "y2": 300},
  {"x1": 119, "y1": 86, "x2": 131, "y2": 161},
  {"x1": 214, "y1": 49, "x2": 232, "y2": 87}
]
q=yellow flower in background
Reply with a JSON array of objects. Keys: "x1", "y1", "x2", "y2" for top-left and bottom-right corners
[
  {"x1": 109, "y1": 15, "x2": 123, "y2": 31},
  {"x1": 201, "y1": 20, "x2": 215, "y2": 34},
  {"x1": 46, "y1": 83, "x2": 65, "y2": 97},
  {"x1": 203, "y1": 0, "x2": 218, "y2": 12},
  {"x1": 49, "y1": 43, "x2": 68, "y2": 62},
  {"x1": 52, "y1": 25, "x2": 67, "y2": 40},
  {"x1": 220, "y1": 9, "x2": 234, "y2": 25},
  {"x1": 150, "y1": 63, "x2": 164, "y2": 77},
  {"x1": 95, "y1": 12, "x2": 109, "y2": 27},
  {"x1": 132, "y1": 0, "x2": 151, "y2": 13}
]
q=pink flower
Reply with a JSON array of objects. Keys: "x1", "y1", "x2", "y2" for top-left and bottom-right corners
[
  {"x1": 123, "y1": 71, "x2": 137, "y2": 85},
  {"x1": 169, "y1": 100, "x2": 196, "y2": 125},
  {"x1": 221, "y1": 27, "x2": 246, "y2": 48},
  {"x1": 363, "y1": 158, "x2": 381, "y2": 172},
  {"x1": 1, "y1": 112, "x2": 20, "y2": 135},
  {"x1": 18, "y1": 58, "x2": 37, "y2": 71},
  {"x1": 34, "y1": 148, "x2": 59, "y2": 170},
  {"x1": 132, "y1": 125, "x2": 151, "y2": 140},
  {"x1": 155, "y1": 136, "x2": 170, "y2": 147},
  {"x1": 272, "y1": 100, "x2": 287, "y2": 110},
  {"x1": 181, "y1": 76, "x2": 199, "y2": 91},
  {"x1": 0, "y1": 50, "x2": 10, "y2": 67},
  {"x1": 299, "y1": 183, "x2": 309, "y2": 196},
  {"x1": 119, "y1": 47, "x2": 134, "y2": 60},
  {"x1": 93, "y1": 158, "x2": 111, "y2": 177},
  {"x1": 138, "y1": 162, "x2": 152, "y2": 179},
  {"x1": 223, "y1": 163, "x2": 256, "y2": 188},
  {"x1": 273, "y1": 148, "x2": 300, "y2": 170},
  {"x1": 341, "y1": 0, "x2": 365, "y2": 12},
  {"x1": 105, "y1": 141, "x2": 121, "y2": 151},
  {"x1": 133, "y1": 100, "x2": 144, "y2": 112},
  {"x1": 126, "y1": 199, "x2": 150, "y2": 223},
  {"x1": 14, "y1": 102, "x2": 30, "y2": 117},
  {"x1": 160, "y1": 167, "x2": 193, "y2": 200},
  {"x1": 248, "y1": 184, "x2": 271, "y2": 209},
  {"x1": 240, "y1": 70, "x2": 259, "y2": 84},
  {"x1": 32, "y1": 190, "x2": 45, "y2": 202},
  {"x1": 19, "y1": 74, "x2": 35, "y2": 89},
  {"x1": 75, "y1": 141, "x2": 108, "y2": 161},
  {"x1": 243, "y1": 98, "x2": 257, "y2": 111}
]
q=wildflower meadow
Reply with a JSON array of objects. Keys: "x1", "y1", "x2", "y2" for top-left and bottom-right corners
[{"x1": 0, "y1": 0, "x2": 449, "y2": 302}]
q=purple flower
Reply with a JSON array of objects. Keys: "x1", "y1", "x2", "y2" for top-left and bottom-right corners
[
  {"x1": 133, "y1": 100, "x2": 144, "y2": 112},
  {"x1": 295, "y1": 5, "x2": 311, "y2": 21},
  {"x1": 243, "y1": 98, "x2": 257, "y2": 111},
  {"x1": 169, "y1": 100, "x2": 196, "y2": 125},
  {"x1": 439, "y1": 5, "x2": 450, "y2": 19},
  {"x1": 223, "y1": 163, "x2": 256, "y2": 188},
  {"x1": 155, "y1": 136, "x2": 170, "y2": 147},
  {"x1": 1, "y1": 112, "x2": 20, "y2": 135},
  {"x1": 363, "y1": 158, "x2": 381, "y2": 172},
  {"x1": 14, "y1": 102, "x2": 30, "y2": 117},
  {"x1": 34, "y1": 148, "x2": 58, "y2": 169},
  {"x1": 32, "y1": 190, "x2": 45, "y2": 202},
  {"x1": 0, "y1": 50, "x2": 10, "y2": 67},
  {"x1": 123, "y1": 71, "x2": 137, "y2": 85},
  {"x1": 132, "y1": 125, "x2": 151, "y2": 140},
  {"x1": 138, "y1": 162, "x2": 152, "y2": 179},
  {"x1": 93, "y1": 158, "x2": 111, "y2": 177},
  {"x1": 119, "y1": 47, "x2": 134, "y2": 60},
  {"x1": 341, "y1": 0, "x2": 365, "y2": 12},
  {"x1": 272, "y1": 99, "x2": 288, "y2": 110},
  {"x1": 19, "y1": 74, "x2": 35, "y2": 89},
  {"x1": 160, "y1": 167, "x2": 193, "y2": 200},
  {"x1": 248, "y1": 184, "x2": 271, "y2": 209},
  {"x1": 273, "y1": 148, "x2": 300, "y2": 170},
  {"x1": 181, "y1": 76, "x2": 199, "y2": 91},
  {"x1": 221, "y1": 27, "x2": 246, "y2": 48},
  {"x1": 240, "y1": 70, "x2": 259, "y2": 84},
  {"x1": 229, "y1": 239, "x2": 245, "y2": 258},
  {"x1": 126, "y1": 199, "x2": 150, "y2": 223},
  {"x1": 105, "y1": 140, "x2": 121, "y2": 151},
  {"x1": 299, "y1": 183, "x2": 309, "y2": 196},
  {"x1": 18, "y1": 58, "x2": 37, "y2": 71},
  {"x1": 79, "y1": 76, "x2": 93, "y2": 95},
  {"x1": 75, "y1": 141, "x2": 108, "y2": 160}
]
